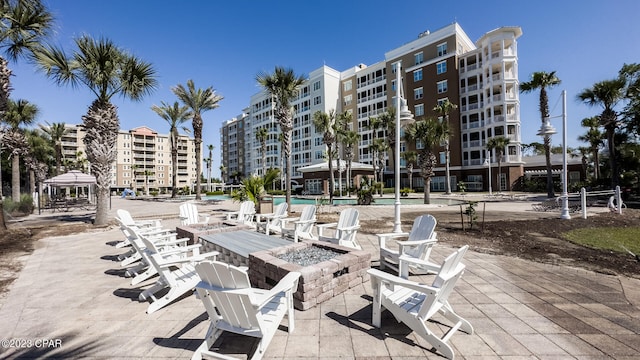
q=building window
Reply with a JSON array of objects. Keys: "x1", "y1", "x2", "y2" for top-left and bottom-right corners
[
  {"x1": 313, "y1": 80, "x2": 321, "y2": 91},
  {"x1": 437, "y1": 80, "x2": 448, "y2": 94},
  {"x1": 414, "y1": 87, "x2": 423, "y2": 100},
  {"x1": 413, "y1": 69, "x2": 423, "y2": 82},
  {"x1": 315, "y1": 151, "x2": 323, "y2": 160},
  {"x1": 415, "y1": 104, "x2": 424, "y2": 116},
  {"x1": 436, "y1": 61, "x2": 447, "y2": 74},
  {"x1": 344, "y1": 94, "x2": 352, "y2": 106},
  {"x1": 437, "y1": 43, "x2": 447, "y2": 57},
  {"x1": 343, "y1": 80, "x2": 352, "y2": 91},
  {"x1": 313, "y1": 96, "x2": 322, "y2": 106},
  {"x1": 439, "y1": 152, "x2": 446, "y2": 164},
  {"x1": 437, "y1": 97, "x2": 448, "y2": 106},
  {"x1": 414, "y1": 52, "x2": 424, "y2": 65}
]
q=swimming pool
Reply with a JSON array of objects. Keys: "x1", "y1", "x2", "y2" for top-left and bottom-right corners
[{"x1": 205, "y1": 194, "x2": 464, "y2": 206}]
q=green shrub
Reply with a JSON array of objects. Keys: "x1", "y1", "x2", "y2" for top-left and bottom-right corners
[
  {"x1": 206, "y1": 190, "x2": 224, "y2": 196},
  {"x1": 4, "y1": 194, "x2": 35, "y2": 215}
]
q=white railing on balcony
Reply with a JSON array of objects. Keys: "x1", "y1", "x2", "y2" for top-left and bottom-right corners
[
  {"x1": 493, "y1": 94, "x2": 502, "y2": 102},
  {"x1": 492, "y1": 73, "x2": 501, "y2": 81},
  {"x1": 506, "y1": 113, "x2": 517, "y2": 121},
  {"x1": 494, "y1": 115, "x2": 505, "y2": 122}
]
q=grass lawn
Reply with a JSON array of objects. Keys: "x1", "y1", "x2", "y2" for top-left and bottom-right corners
[{"x1": 564, "y1": 227, "x2": 640, "y2": 254}]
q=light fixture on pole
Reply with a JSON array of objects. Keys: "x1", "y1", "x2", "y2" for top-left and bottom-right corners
[
  {"x1": 483, "y1": 150, "x2": 492, "y2": 196},
  {"x1": 536, "y1": 90, "x2": 570, "y2": 220},
  {"x1": 393, "y1": 61, "x2": 415, "y2": 233}
]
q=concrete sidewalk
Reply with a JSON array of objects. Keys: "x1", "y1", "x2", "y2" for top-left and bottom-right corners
[{"x1": 0, "y1": 196, "x2": 638, "y2": 359}]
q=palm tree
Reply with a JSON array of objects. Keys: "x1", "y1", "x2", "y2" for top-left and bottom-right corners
[
  {"x1": 151, "y1": 101, "x2": 191, "y2": 198},
  {"x1": 367, "y1": 115, "x2": 383, "y2": 186},
  {"x1": 577, "y1": 116, "x2": 604, "y2": 181},
  {"x1": 130, "y1": 164, "x2": 139, "y2": 194},
  {"x1": 486, "y1": 136, "x2": 511, "y2": 191},
  {"x1": 255, "y1": 127, "x2": 268, "y2": 177},
  {"x1": 402, "y1": 150, "x2": 417, "y2": 190},
  {"x1": 172, "y1": 80, "x2": 223, "y2": 200},
  {"x1": 205, "y1": 144, "x2": 214, "y2": 192},
  {"x1": 36, "y1": 35, "x2": 157, "y2": 226},
  {"x1": 219, "y1": 165, "x2": 226, "y2": 184},
  {"x1": 0, "y1": 0, "x2": 53, "y2": 230},
  {"x1": 256, "y1": 67, "x2": 306, "y2": 209},
  {"x1": 405, "y1": 118, "x2": 447, "y2": 204},
  {"x1": 577, "y1": 78, "x2": 626, "y2": 187},
  {"x1": 143, "y1": 169, "x2": 153, "y2": 196},
  {"x1": 368, "y1": 139, "x2": 387, "y2": 195},
  {"x1": 39, "y1": 121, "x2": 68, "y2": 175},
  {"x1": 24, "y1": 127, "x2": 50, "y2": 197},
  {"x1": 433, "y1": 99, "x2": 458, "y2": 194},
  {"x1": 341, "y1": 129, "x2": 358, "y2": 196},
  {"x1": 373, "y1": 138, "x2": 389, "y2": 197},
  {"x1": 520, "y1": 71, "x2": 561, "y2": 198},
  {"x1": 313, "y1": 109, "x2": 338, "y2": 203},
  {"x1": 3, "y1": 99, "x2": 38, "y2": 202}
]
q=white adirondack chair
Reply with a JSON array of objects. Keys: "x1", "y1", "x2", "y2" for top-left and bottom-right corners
[
  {"x1": 179, "y1": 202, "x2": 210, "y2": 226},
  {"x1": 280, "y1": 205, "x2": 317, "y2": 242},
  {"x1": 226, "y1": 200, "x2": 256, "y2": 225},
  {"x1": 255, "y1": 202, "x2": 288, "y2": 235},
  {"x1": 117, "y1": 225, "x2": 179, "y2": 267},
  {"x1": 138, "y1": 237, "x2": 219, "y2": 314},
  {"x1": 122, "y1": 225, "x2": 192, "y2": 286},
  {"x1": 378, "y1": 214, "x2": 438, "y2": 278},
  {"x1": 368, "y1": 245, "x2": 473, "y2": 360},
  {"x1": 192, "y1": 261, "x2": 300, "y2": 360},
  {"x1": 114, "y1": 209, "x2": 162, "y2": 251},
  {"x1": 317, "y1": 208, "x2": 361, "y2": 249}
]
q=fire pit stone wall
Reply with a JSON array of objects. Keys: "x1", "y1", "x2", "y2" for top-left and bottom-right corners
[{"x1": 249, "y1": 240, "x2": 371, "y2": 310}]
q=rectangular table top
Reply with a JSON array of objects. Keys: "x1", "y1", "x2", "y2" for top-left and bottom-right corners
[{"x1": 200, "y1": 230, "x2": 292, "y2": 258}]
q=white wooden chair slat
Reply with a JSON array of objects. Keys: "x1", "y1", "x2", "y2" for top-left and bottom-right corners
[
  {"x1": 281, "y1": 205, "x2": 317, "y2": 242},
  {"x1": 378, "y1": 215, "x2": 438, "y2": 278},
  {"x1": 192, "y1": 261, "x2": 300, "y2": 360},
  {"x1": 180, "y1": 202, "x2": 210, "y2": 226},
  {"x1": 368, "y1": 245, "x2": 473, "y2": 360},
  {"x1": 255, "y1": 202, "x2": 288, "y2": 235},
  {"x1": 137, "y1": 236, "x2": 218, "y2": 314},
  {"x1": 317, "y1": 208, "x2": 361, "y2": 249}
]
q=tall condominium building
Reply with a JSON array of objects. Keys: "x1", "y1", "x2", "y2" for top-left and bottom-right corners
[
  {"x1": 52, "y1": 124, "x2": 199, "y2": 193},
  {"x1": 220, "y1": 111, "x2": 248, "y2": 184},
  {"x1": 221, "y1": 22, "x2": 523, "y2": 192}
]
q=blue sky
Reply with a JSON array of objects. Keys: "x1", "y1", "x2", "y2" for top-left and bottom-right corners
[{"x1": 9, "y1": 0, "x2": 640, "y2": 177}]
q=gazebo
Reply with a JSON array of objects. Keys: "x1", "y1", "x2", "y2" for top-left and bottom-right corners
[
  {"x1": 297, "y1": 160, "x2": 374, "y2": 195},
  {"x1": 42, "y1": 170, "x2": 97, "y2": 208}
]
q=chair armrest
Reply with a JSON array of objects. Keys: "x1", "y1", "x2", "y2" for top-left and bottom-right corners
[
  {"x1": 187, "y1": 250, "x2": 219, "y2": 263},
  {"x1": 398, "y1": 254, "x2": 442, "y2": 274},
  {"x1": 368, "y1": 268, "x2": 437, "y2": 295},
  {"x1": 254, "y1": 272, "x2": 301, "y2": 309},
  {"x1": 158, "y1": 243, "x2": 201, "y2": 256},
  {"x1": 316, "y1": 222, "x2": 337, "y2": 236},
  {"x1": 377, "y1": 232, "x2": 409, "y2": 248}
]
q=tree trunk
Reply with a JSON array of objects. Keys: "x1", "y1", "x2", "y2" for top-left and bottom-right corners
[
  {"x1": 606, "y1": 127, "x2": 618, "y2": 187},
  {"x1": 444, "y1": 140, "x2": 451, "y2": 194},
  {"x1": 94, "y1": 186, "x2": 110, "y2": 226},
  {"x1": 544, "y1": 135, "x2": 554, "y2": 198},
  {"x1": 12, "y1": 155, "x2": 20, "y2": 202},
  {"x1": 328, "y1": 145, "x2": 334, "y2": 204},
  {"x1": 0, "y1": 200, "x2": 6, "y2": 231},
  {"x1": 423, "y1": 177, "x2": 431, "y2": 204}
]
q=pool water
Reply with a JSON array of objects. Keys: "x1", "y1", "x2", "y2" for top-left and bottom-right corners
[{"x1": 205, "y1": 194, "x2": 463, "y2": 206}]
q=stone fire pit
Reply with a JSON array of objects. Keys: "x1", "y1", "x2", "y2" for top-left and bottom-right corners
[
  {"x1": 176, "y1": 221, "x2": 252, "y2": 245},
  {"x1": 249, "y1": 240, "x2": 371, "y2": 310}
]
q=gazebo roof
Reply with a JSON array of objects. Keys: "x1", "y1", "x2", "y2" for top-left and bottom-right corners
[{"x1": 43, "y1": 170, "x2": 96, "y2": 186}]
